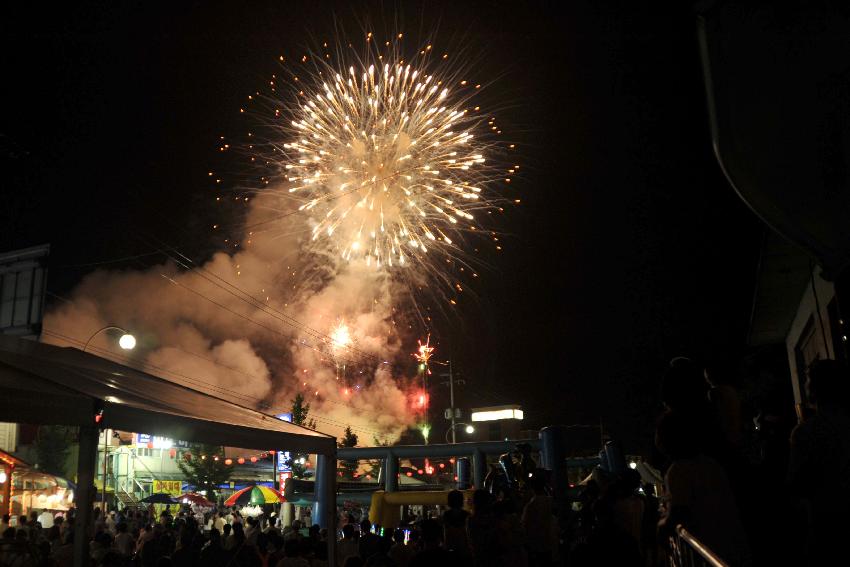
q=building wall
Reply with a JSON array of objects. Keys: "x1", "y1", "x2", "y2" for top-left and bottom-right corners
[
  {"x1": 0, "y1": 423, "x2": 18, "y2": 453},
  {"x1": 785, "y1": 270, "x2": 837, "y2": 414}
]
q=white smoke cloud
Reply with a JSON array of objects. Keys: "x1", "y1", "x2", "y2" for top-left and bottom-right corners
[{"x1": 43, "y1": 189, "x2": 420, "y2": 443}]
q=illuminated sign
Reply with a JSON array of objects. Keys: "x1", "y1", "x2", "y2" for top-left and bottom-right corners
[
  {"x1": 278, "y1": 471, "x2": 292, "y2": 488},
  {"x1": 276, "y1": 413, "x2": 292, "y2": 472},
  {"x1": 153, "y1": 480, "x2": 182, "y2": 495},
  {"x1": 470, "y1": 408, "x2": 524, "y2": 422},
  {"x1": 136, "y1": 434, "x2": 189, "y2": 449}
]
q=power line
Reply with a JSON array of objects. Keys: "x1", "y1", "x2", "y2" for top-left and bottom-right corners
[
  {"x1": 148, "y1": 240, "x2": 386, "y2": 367},
  {"x1": 44, "y1": 288, "x2": 397, "y2": 421},
  {"x1": 41, "y1": 328, "x2": 388, "y2": 438}
]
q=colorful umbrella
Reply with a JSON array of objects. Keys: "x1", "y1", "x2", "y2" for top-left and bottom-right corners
[
  {"x1": 179, "y1": 492, "x2": 214, "y2": 507},
  {"x1": 224, "y1": 485, "x2": 285, "y2": 507}
]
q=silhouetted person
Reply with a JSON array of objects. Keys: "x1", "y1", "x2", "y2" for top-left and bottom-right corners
[
  {"x1": 410, "y1": 519, "x2": 454, "y2": 567},
  {"x1": 200, "y1": 529, "x2": 227, "y2": 567},
  {"x1": 704, "y1": 358, "x2": 745, "y2": 451},
  {"x1": 338, "y1": 524, "x2": 359, "y2": 566},
  {"x1": 661, "y1": 357, "x2": 709, "y2": 415},
  {"x1": 357, "y1": 519, "x2": 380, "y2": 561},
  {"x1": 571, "y1": 496, "x2": 642, "y2": 567},
  {"x1": 522, "y1": 476, "x2": 554, "y2": 566},
  {"x1": 655, "y1": 411, "x2": 748, "y2": 566},
  {"x1": 788, "y1": 359, "x2": 850, "y2": 566},
  {"x1": 467, "y1": 490, "x2": 498, "y2": 567},
  {"x1": 442, "y1": 490, "x2": 470, "y2": 557},
  {"x1": 387, "y1": 529, "x2": 414, "y2": 567}
]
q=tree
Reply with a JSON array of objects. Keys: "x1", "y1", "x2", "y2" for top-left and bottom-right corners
[
  {"x1": 287, "y1": 393, "x2": 317, "y2": 478},
  {"x1": 363, "y1": 435, "x2": 390, "y2": 480},
  {"x1": 337, "y1": 426, "x2": 359, "y2": 480},
  {"x1": 177, "y1": 444, "x2": 232, "y2": 503},
  {"x1": 34, "y1": 426, "x2": 74, "y2": 477}
]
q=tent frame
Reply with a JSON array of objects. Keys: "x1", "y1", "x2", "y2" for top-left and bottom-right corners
[{"x1": 0, "y1": 335, "x2": 337, "y2": 566}]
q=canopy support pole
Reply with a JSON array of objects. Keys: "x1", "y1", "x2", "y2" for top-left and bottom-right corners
[
  {"x1": 74, "y1": 425, "x2": 99, "y2": 567},
  {"x1": 316, "y1": 452, "x2": 337, "y2": 567}
]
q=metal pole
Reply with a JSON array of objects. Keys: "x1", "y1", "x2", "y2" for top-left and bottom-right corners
[
  {"x1": 384, "y1": 453, "x2": 398, "y2": 492},
  {"x1": 448, "y1": 360, "x2": 456, "y2": 444},
  {"x1": 74, "y1": 425, "x2": 99, "y2": 567},
  {"x1": 101, "y1": 429, "x2": 108, "y2": 513},
  {"x1": 472, "y1": 448, "x2": 486, "y2": 489},
  {"x1": 316, "y1": 453, "x2": 337, "y2": 567}
]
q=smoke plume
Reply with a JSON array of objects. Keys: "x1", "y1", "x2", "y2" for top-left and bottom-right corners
[{"x1": 44, "y1": 189, "x2": 419, "y2": 443}]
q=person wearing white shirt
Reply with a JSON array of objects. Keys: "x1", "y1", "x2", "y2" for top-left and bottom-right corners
[{"x1": 38, "y1": 510, "x2": 54, "y2": 529}]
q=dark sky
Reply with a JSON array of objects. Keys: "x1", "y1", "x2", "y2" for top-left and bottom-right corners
[{"x1": 2, "y1": 1, "x2": 762, "y2": 452}]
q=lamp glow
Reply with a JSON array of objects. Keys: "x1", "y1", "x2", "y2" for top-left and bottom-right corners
[{"x1": 118, "y1": 333, "x2": 136, "y2": 350}]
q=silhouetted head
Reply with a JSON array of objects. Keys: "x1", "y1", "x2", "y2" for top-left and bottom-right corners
[
  {"x1": 472, "y1": 489, "x2": 492, "y2": 514},
  {"x1": 661, "y1": 357, "x2": 708, "y2": 412},
  {"x1": 447, "y1": 490, "x2": 464, "y2": 510}
]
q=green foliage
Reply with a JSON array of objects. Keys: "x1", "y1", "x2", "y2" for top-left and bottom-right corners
[
  {"x1": 337, "y1": 426, "x2": 359, "y2": 480},
  {"x1": 34, "y1": 426, "x2": 74, "y2": 477},
  {"x1": 363, "y1": 435, "x2": 390, "y2": 479},
  {"x1": 177, "y1": 444, "x2": 231, "y2": 502},
  {"x1": 288, "y1": 393, "x2": 317, "y2": 478}
]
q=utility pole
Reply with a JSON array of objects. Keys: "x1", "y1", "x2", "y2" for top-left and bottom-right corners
[
  {"x1": 448, "y1": 360, "x2": 456, "y2": 443},
  {"x1": 440, "y1": 361, "x2": 465, "y2": 443}
]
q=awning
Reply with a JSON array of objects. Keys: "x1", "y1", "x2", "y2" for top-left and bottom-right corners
[{"x1": 0, "y1": 335, "x2": 335, "y2": 455}]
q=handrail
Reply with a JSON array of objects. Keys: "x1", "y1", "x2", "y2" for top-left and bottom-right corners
[{"x1": 669, "y1": 525, "x2": 729, "y2": 567}]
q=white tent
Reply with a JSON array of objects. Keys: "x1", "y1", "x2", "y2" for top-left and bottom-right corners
[{"x1": 0, "y1": 334, "x2": 337, "y2": 566}]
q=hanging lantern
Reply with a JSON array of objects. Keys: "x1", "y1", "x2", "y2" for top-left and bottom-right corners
[
  {"x1": 250, "y1": 456, "x2": 258, "y2": 463},
  {"x1": 237, "y1": 458, "x2": 245, "y2": 465},
  {"x1": 224, "y1": 459, "x2": 233, "y2": 466}
]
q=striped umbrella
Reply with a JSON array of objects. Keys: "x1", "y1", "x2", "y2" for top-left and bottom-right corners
[{"x1": 224, "y1": 485, "x2": 285, "y2": 507}]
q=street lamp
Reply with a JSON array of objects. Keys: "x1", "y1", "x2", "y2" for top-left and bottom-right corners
[
  {"x1": 82, "y1": 326, "x2": 136, "y2": 352},
  {"x1": 445, "y1": 423, "x2": 475, "y2": 444},
  {"x1": 82, "y1": 325, "x2": 135, "y2": 512}
]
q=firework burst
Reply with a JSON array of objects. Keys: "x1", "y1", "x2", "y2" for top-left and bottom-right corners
[{"x1": 264, "y1": 37, "x2": 507, "y2": 293}]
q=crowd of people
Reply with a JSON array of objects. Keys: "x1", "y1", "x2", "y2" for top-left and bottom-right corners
[
  {"x1": 645, "y1": 356, "x2": 850, "y2": 566},
  {"x1": 1, "y1": 357, "x2": 846, "y2": 567}
]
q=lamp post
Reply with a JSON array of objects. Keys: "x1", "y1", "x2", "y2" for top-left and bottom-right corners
[
  {"x1": 82, "y1": 326, "x2": 136, "y2": 352},
  {"x1": 82, "y1": 326, "x2": 136, "y2": 513},
  {"x1": 445, "y1": 423, "x2": 475, "y2": 444}
]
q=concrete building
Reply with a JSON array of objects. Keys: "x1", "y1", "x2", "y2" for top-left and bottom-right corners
[
  {"x1": 748, "y1": 232, "x2": 847, "y2": 420},
  {"x1": 469, "y1": 405, "x2": 524, "y2": 442}
]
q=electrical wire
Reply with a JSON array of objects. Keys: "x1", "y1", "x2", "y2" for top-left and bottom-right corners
[{"x1": 41, "y1": 327, "x2": 389, "y2": 438}]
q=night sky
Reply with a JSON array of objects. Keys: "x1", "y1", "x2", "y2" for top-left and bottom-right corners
[{"x1": 2, "y1": 2, "x2": 763, "y2": 452}]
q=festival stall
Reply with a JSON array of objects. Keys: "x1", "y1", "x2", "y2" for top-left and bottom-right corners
[{"x1": 0, "y1": 449, "x2": 75, "y2": 518}]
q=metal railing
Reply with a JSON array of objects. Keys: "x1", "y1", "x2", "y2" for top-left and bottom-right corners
[{"x1": 668, "y1": 525, "x2": 729, "y2": 567}]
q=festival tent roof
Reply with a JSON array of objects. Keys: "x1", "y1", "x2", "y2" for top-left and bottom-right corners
[{"x1": 0, "y1": 335, "x2": 335, "y2": 455}]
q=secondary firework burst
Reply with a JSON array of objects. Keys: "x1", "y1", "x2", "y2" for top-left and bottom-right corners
[{"x1": 267, "y1": 36, "x2": 507, "y2": 292}]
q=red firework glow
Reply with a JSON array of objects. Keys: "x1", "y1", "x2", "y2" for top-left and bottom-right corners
[{"x1": 410, "y1": 390, "x2": 429, "y2": 410}]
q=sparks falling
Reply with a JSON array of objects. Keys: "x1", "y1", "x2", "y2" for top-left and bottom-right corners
[
  {"x1": 330, "y1": 321, "x2": 353, "y2": 351},
  {"x1": 273, "y1": 38, "x2": 504, "y2": 285}
]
